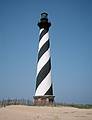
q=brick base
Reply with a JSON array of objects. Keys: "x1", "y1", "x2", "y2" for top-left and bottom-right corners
[{"x1": 33, "y1": 95, "x2": 55, "y2": 106}]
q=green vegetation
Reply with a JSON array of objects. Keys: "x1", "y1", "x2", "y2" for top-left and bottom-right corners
[
  {"x1": 0, "y1": 99, "x2": 32, "y2": 107},
  {"x1": 55, "y1": 103, "x2": 92, "y2": 109},
  {"x1": 67, "y1": 104, "x2": 92, "y2": 109},
  {"x1": 0, "y1": 99, "x2": 92, "y2": 109}
]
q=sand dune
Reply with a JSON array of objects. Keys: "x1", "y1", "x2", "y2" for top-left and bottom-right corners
[{"x1": 0, "y1": 105, "x2": 92, "y2": 120}]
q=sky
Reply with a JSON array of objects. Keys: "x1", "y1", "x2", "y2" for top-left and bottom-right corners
[{"x1": 0, "y1": 0, "x2": 92, "y2": 104}]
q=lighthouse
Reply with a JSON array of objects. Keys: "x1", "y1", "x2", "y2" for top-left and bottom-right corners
[{"x1": 33, "y1": 13, "x2": 55, "y2": 105}]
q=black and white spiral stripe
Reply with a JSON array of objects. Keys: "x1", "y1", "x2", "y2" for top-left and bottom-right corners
[{"x1": 35, "y1": 28, "x2": 53, "y2": 96}]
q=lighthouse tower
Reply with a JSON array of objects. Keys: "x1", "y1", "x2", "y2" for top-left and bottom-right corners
[{"x1": 33, "y1": 13, "x2": 55, "y2": 105}]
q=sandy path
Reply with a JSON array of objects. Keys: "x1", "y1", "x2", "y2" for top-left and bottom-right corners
[{"x1": 0, "y1": 105, "x2": 92, "y2": 120}]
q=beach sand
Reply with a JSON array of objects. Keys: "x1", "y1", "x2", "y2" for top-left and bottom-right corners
[{"x1": 0, "y1": 105, "x2": 92, "y2": 120}]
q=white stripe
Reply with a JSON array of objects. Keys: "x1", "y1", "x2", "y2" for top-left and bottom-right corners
[
  {"x1": 39, "y1": 28, "x2": 44, "y2": 35},
  {"x1": 37, "y1": 48, "x2": 50, "y2": 76},
  {"x1": 35, "y1": 71, "x2": 51, "y2": 96},
  {"x1": 38, "y1": 32, "x2": 49, "y2": 52}
]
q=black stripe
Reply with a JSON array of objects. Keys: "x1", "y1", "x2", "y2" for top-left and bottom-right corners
[
  {"x1": 39, "y1": 29, "x2": 48, "y2": 41},
  {"x1": 45, "y1": 84, "x2": 53, "y2": 95},
  {"x1": 36, "y1": 59, "x2": 51, "y2": 90},
  {"x1": 38, "y1": 40, "x2": 50, "y2": 61}
]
